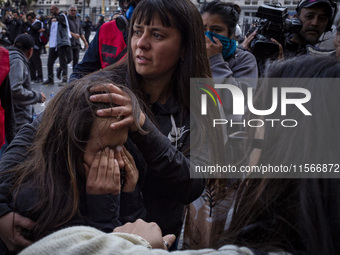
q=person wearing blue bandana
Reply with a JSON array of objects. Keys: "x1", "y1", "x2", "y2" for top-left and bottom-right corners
[
  {"x1": 182, "y1": 1, "x2": 259, "y2": 249},
  {"x1": 200, "y1": 0, "x2": 258, "y2": 121},
  {"x1": 205, "y1": 31, "x2": 237, "y2": 61}
]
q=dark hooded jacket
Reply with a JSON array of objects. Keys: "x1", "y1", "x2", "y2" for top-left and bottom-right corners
[{"x1": 8, "y1": 46, "x2": 42, "y2": 134}]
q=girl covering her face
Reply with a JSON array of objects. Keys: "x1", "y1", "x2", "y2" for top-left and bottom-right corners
[
  {"x1": 4, "y1": 73, "x2": 145, "y2": 242},
  {"x1": 0, "y1": 0, "x2": 223, "y2": 252}
]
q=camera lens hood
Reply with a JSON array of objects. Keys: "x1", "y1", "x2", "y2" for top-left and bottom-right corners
[{"x1": 116, "y1": 15, "x2": 129, "y2": 31}]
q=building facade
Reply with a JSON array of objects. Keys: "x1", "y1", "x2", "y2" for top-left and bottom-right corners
[{"x1": 27, "y1": 0, "x2": 299, "y2": 33}]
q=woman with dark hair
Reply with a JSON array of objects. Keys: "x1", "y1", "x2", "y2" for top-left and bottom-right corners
[
  {"x1": 0, "y1": 0, "x2": 221, "y2": 252},
  {"x1": 221, "y1": 55, "x2": 340, "y2": 255},
  {"x1": 182, "y1": 1, "x2": 258, "y2": 248},
  {"x1": 19, "y1": 55, "x2": 340, "y2": 255},
  {"x1": 0, "y1": 72, "x2": 146, "y2": 253},
  {"x1": 85, "y1": 2, "x2": 225, "y2": 251},
  {"x1": 0, "y1": 72, "x2": 145, "y2": 247},
  {"x1": 200, "y1": 0, "x2": 258, "y2": 119},
  {"x1": 89, "y1": 0, "x2": 215, "y2": 241}
]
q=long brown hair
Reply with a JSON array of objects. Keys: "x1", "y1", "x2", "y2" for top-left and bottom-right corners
[
  {"x1": 9, "y1": 72, "x2": 144, "y2": 241},
  {"x1": 220, "y1": 56, "x2": 340, "y2": 254}
]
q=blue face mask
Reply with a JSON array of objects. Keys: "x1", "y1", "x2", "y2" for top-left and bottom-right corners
[{"x1": 205, "y1": 31, "x2": 236, "y2": 60}]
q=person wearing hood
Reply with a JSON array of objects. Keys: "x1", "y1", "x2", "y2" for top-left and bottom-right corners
[
  {"x1": 8, "y1": 34, "x2": 46, "y2": 134},
  {"x1": 82, "y1": 15, "x2": 92, "y2": 45},
  {"x1": 66, "y1": 5, "x2": 88, "y2": 71}
]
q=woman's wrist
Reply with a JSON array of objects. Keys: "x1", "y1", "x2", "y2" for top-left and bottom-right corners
[{"x1": 130, "y1": 111, "x2": 146, "y2": 132}]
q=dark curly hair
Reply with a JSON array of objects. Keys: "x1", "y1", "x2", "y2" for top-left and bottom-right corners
[{"x1": 200, "y1": 0, "x2": 240, "y2": 37}]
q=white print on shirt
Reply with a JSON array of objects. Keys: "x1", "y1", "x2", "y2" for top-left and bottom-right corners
[{"x1": 168, "y1": 126, "x2": 189, "y2": 144}]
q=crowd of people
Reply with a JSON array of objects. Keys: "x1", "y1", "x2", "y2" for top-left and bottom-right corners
[
  {"x1": 0, "y1": 0, "x2": 340, "y2": 254},
  {"x1": 0, "y1": 5, "x2": 100, "y2": 86}
]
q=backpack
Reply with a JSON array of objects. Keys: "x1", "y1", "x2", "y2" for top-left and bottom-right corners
[{"x1": 0, "y1": 47, "x2": 10, "y2": 148}]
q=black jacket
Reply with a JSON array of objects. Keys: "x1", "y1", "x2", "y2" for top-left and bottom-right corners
[
  {"x1": 126, "y1": 94, "x2": 206, "y2": 237},
  {"x1": 283, "y1": 33, "x2": 308, "y2": 58},
  {"x1": 82, "y1": 20, "x2": 92, "y2": 35},
  {"x1": 25, "y1": 19, "x2": 42, "y2": 49},
  {"x1": 5, "y1": 17, "x2": 24, "y2": 44}
]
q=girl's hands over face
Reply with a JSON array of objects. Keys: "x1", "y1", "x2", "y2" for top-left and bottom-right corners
[
  {"x1": 84, "y1": 147, "x2": 121, "y2": 195},
  {"x1": 89, "y1": 84, "x2": 145, "y2": 132},
  {"x1": 119, "y1": 146, "x2": 139, "y2": 193}
]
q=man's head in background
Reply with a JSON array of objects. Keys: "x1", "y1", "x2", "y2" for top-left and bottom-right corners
[{"x1": 295, "y1": 0, "x2": 337, "y2": 45}]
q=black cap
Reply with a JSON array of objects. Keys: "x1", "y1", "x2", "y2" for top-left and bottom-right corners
[
  {"x1": 296, "y1": 0, "x2": 336, "y2": 31},
  {"x1": 297, "y1": 0, "x2": 333, "y2": 13},
  {"x1": 14, "y1": 34, "x2": 35, "y2": 50}
]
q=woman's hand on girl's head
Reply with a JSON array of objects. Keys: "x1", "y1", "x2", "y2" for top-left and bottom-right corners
[
  {"x1": 120, "y1": 146, "x2": 139, "y2": 193},
  {"x1": 205, "y1": 35, "x2": 223, "y2": 58},
  {"x1": 84, "y1": 147, "x2": 121, "y2": 195},
  {"x1": 89, "y1": 84, "x2": 145, "y2": 132}
]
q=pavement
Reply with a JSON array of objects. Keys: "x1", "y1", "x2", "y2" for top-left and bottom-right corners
[{"x1": 32, "y1": 32, "x2": 94, "y2": 115}]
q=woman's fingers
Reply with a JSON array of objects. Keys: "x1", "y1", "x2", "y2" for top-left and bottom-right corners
[
  {"x1": 90, "y1": 83, "x2": 123, "y2": 94},
  {"x1": 89, "y1": 84, "x2": 131, "y2": 108},
  {"x1": 96, "y1": 106, "x2": 131, "y2": 117},
  {"x1": 90, "y1": 93, "x2": 129, "y2": 106},
  {"x1": 212, "y1": 36, "x2": 222, "y2": 46},
  {"x1": 114, "y1": 146, "x2": 124, "y2": 168},
  {"x1": 89, "y1": 84, "x2": 145, "y2": 132},
  {"x1": 242, "y1": 31, "x2": 257, "y2": 50},
  {"x1": 123, "y1": 146, "x2": 137, "y2": 170},
  {"x1": 86, "y1": 148, "x2": 121, "y2": 195},
  {"x1": 83, "y1": 163, "x2": 90, "y2": 179},
  {"x1": 105, "y1": 148, "x2": 115, "y2": 180},
  {"x1": 162, "y1": 234, "x2": 176, "y2": 250},
  {"x1": 205, "y1": 35, "x2": 222, "y2": 57},
  {"x1": 123, "y1": 155, "x2": 133, "y2": 174},
  {"x1": 87, "y1": 151, "x2": 101, "y2": 182},
  {"x1": 121, "y1": 147, "x2": 138, "y2": 193},
  {"x1": 112, "y1": 159, "x2": 121, "y2": 195},
  {"x1": 97, "y1": 147, "x2": 109, "y2": 181},
  {"x1": 110, "y1": 115, "x2": 135, "y2": 130},
  {"x1": 89, "y1": 86, "x2": 136, "y2": 130}
]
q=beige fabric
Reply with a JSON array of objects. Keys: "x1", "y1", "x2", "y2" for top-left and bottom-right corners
[{"x1": 18, "y1": 226, "x2": 290, "y2": 255}]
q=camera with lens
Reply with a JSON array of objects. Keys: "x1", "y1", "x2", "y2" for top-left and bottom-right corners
[{"x1": 249, "y1": 4, "x2": 302, "y2": 59}]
